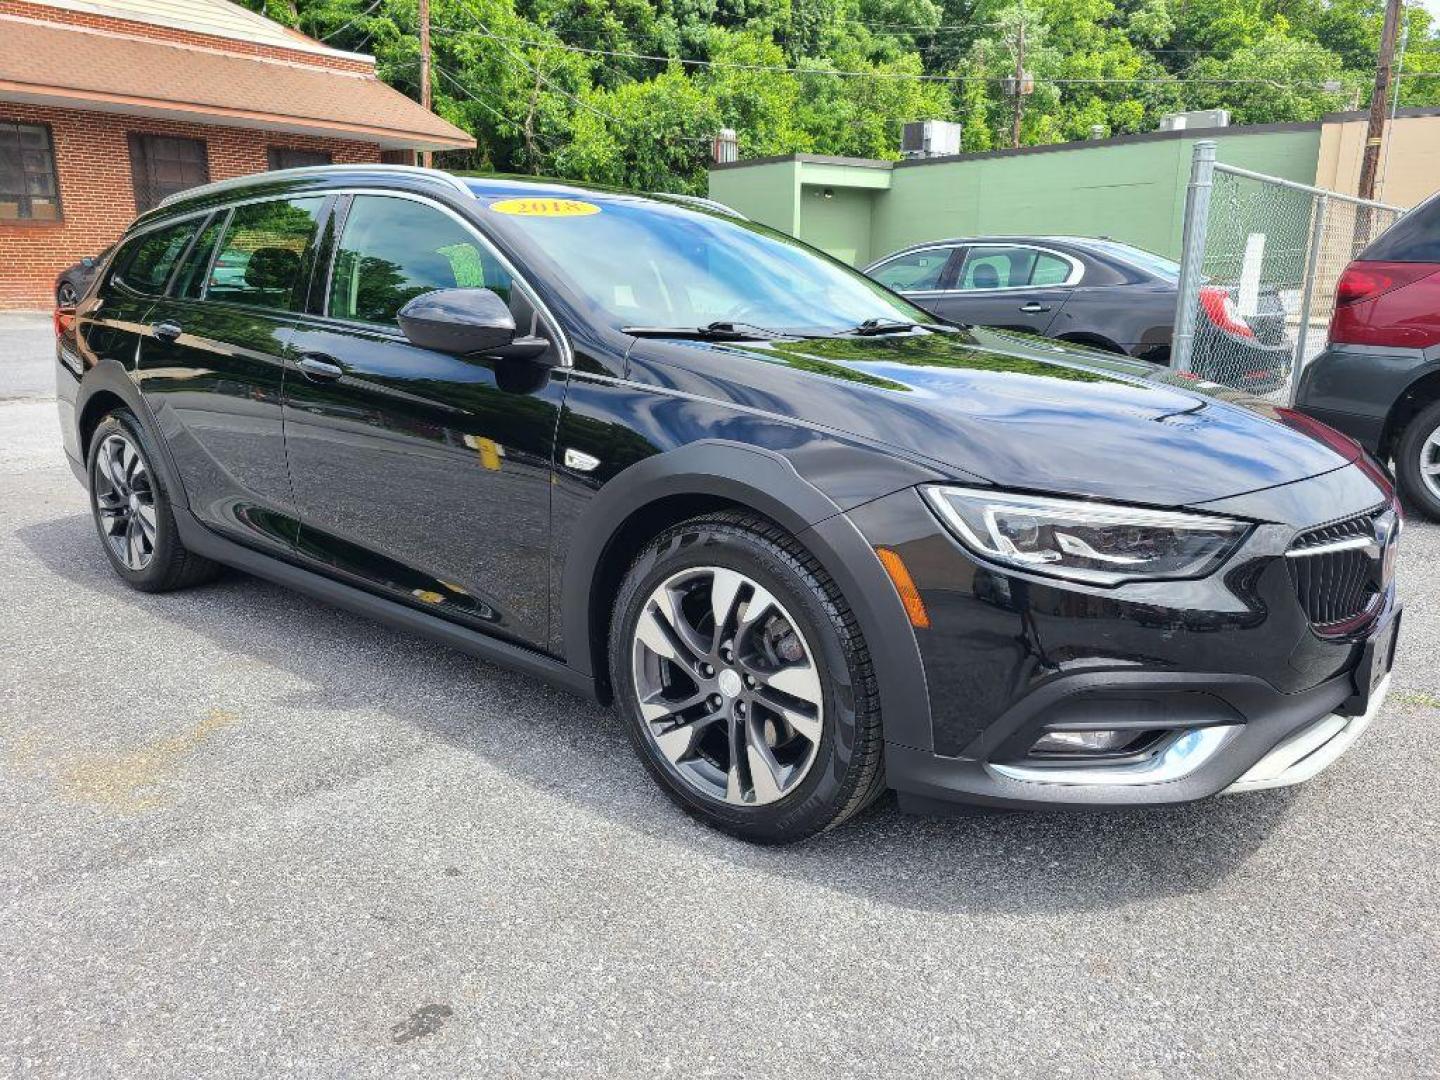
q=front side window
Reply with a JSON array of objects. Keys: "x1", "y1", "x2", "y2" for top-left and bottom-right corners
[
  {"x1": 207, "y1": 198, "x2": 323, "y2": 310},
  {"x1": 113, "y1": 219, "x2": 201, "y2": 295},
  {"x1": 871, "y1": 249, "x2": 953, "y2": 292},
  {"x1": 480, "y1": 196, "x2": 932, "y2": 336},
  {"x1": 328, "y1": 195, "x2": 513, "y2": 326},
  {"x1": 128, "y1": 134, "x2": 209, "y2": 212},
  {"x1": 0, "y1": 121, "x2": 60, "y2": 221}
]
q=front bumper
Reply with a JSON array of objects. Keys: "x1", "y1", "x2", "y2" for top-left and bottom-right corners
[{"x1": 842, "y1": 473, "x2": 1400, "y2": 813}]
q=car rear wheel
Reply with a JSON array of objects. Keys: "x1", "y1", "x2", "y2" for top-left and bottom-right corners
[
  {"x1": 1395, "y1": 399, "x2": 1440, "y2": 522},
  {"x1": 609, "y1": 512, "x2": 885, "y2": 843},
  {"x1": 87, "y1": 410, "x2": 220, "y2": 592}
]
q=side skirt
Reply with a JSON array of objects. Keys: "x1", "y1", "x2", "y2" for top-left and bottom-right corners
[{"x1": 173, "y1": 510, "x2": 598, "y2": 701}]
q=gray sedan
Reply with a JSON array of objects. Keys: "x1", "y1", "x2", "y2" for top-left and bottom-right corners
[{"x1": 865, "y1": 235, "x2": 1291, "y2": 392}]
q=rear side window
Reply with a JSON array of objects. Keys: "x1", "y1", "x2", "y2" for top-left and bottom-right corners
[
  {"x1": 871, "y1": 249, "x2": 953, "y2": 291},
  {"x1": 1031, "y1": 252, "x2": 1074, "y2": 286},
  {"x1": 112, "y1": 219, "x2": 201, "y2": 295},
  {"x1": 207, "y1": 197, "x2": 324, "y2": 310},
  {"x1": 961, "y1": 246, "x2": 1036, "y2": 289},
  {"x1": 328, "y1": 195, "x2": 513, "y2": 326},
  {"x1": 172, "y1": 214, "x2": 224, "y2": 300},
  {"x1": 1360, "y1": 196, "x2": 1440, "y2": 263}
]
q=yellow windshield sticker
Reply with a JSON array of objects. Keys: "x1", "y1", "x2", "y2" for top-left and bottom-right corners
[{"x1": 489, "y1": 197, "x2": 600, "y2": 217}]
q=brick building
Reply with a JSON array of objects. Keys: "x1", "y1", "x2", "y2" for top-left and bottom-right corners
[{"x1": 0, "y1": 0, "x2": 474, "y2": 307}]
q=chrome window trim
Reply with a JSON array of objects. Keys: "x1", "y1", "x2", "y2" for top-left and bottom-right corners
[{"x1": 310, "y1": 187, "x2": 573, "y2": 369}]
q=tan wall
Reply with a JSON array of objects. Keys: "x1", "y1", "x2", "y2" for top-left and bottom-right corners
[
  {"x1": 0, "y1": 102, "x2": 380, "y2": 308},
  {"x1": 1316, "y1": 111, "x2": 1440, "y2": 208}
]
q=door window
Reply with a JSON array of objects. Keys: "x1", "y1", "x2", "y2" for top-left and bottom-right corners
[
  {"x1": 207, "y1": 197, "x2": 324, "y2": 310},
  {"x1": 871, "y1": 249, "x2": 953, "y2": 291},
  {"x1": 112, "y1": 219, "x2": 202, "y2": 295},
  {"x1": 327, "y1": 195, "x2": 514, "y2": 326},
  {"x1": 960, "y1": 246, "x2": 1076, "y2": 290}
]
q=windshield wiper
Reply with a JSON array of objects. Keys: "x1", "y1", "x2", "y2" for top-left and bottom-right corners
[
  {"x1": 622, "y1": 320, "x2": 789, "y2": 341},
  {"x1": 839, "y1": 318, "x2": 964, "y2": 337}
]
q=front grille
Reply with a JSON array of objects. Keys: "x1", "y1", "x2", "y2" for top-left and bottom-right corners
[{"x1": 1287, "y1": 509, "x2": 1383, "y2": 630}]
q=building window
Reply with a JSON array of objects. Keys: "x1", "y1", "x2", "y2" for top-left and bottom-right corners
[
  {"x1": 128, "y1": 134, "x2": 209, "y2": 212},
  {"x1": 267, "y1": 147, "x2": 333, "y2": 171},
  {"x1": 0, "y1": 121, "x2": 61, "y2": 222}
]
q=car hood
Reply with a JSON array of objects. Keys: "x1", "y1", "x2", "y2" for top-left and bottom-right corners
[{"x1": 631, "y1": 326, "x2": 1358, "y2": 507}]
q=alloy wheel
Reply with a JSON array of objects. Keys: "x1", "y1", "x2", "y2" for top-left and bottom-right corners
[
  {"x1": 57, "y1": 282, "x2": 77, "y2": 308},
  {"x1": 1421, "y1": 427, "x2": 1440, "y2": 502},
  {"x1": 631, "y1": 566, "x2": 824, "y2": 806},
  {"x1": 94, "y1": 432, "x2": 157, "y2": 571}
]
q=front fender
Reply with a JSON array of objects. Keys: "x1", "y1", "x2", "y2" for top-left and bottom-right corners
[{"x1": 558, "y1": 439, "x2": 935, "y2": 751}]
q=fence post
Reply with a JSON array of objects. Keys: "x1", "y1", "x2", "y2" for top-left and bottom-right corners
[
  {"x1": 1291, "y1": 193, "x2": 1329, "y2": 404},
  {"x1": 1173, "y1": 140, "x2": 1216, "y2": 374}
]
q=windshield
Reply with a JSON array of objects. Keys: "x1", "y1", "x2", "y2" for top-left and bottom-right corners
[
  {"x1": 1085, "y1": 239, "x2": 1181, "y2": 282},
  {"x1": 475, "y1": 194, "x2": 935, "y2": 336}
]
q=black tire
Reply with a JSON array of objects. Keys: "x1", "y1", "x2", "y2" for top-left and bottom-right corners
[
  {"x1": 1394, "y1": 399, "x2": 1440, "y2": 522},
  {"x1": 86, "y1": 409, "x2": 220, "y2": 592},
  {"x1": 609, "y1": 512, "x2": 885, "y2": 843}
]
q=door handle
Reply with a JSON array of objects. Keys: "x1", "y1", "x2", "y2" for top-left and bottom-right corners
[
  {"x1": 1020, "y1": 303, "x2": 1051, "y2": 314},
  {"x1": 152, "y1": 320, "x2": 183, "y2": 343},
  {"x1": 295, "y1": 353, "x2": 344, "y2": 382}
]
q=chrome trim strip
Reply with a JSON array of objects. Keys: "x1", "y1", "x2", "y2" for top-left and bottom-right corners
[
  {"x1": 1225, "y1": 675, "x2": 1390, "y2": 793},
  {"x1": 1286, "y1": 535, "x2": 1374, "y2": 557},
  {"x1": 987, "y1": 725, "x2": 1240, "y2": 786}
]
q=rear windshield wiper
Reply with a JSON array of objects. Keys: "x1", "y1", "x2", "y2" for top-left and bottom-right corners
[{"x1": 622, "y1": 320, "x2": 789, "y2": 341}]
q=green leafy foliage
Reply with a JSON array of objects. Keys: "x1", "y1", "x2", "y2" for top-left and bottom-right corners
[{"x1": 237, "y1": 0, "x2": 1440, "y2": 191}]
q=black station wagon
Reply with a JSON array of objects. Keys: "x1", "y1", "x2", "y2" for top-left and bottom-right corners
[{"x1": 56, "y1": 166, "x2": 1402, "y2": 842}]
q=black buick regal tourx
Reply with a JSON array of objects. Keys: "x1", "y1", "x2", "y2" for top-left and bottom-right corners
[{"x1": 56, "y1": 166, "x2": 1402, "y2": 843}]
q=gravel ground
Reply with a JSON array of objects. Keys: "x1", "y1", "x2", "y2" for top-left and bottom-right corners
[{"x1": 2, "y1": 313, "x2": 1437, "y2": 1078}]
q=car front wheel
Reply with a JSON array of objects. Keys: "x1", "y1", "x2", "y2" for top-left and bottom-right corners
[{"x1": 610, "y1": 512, "x2": 885, "y2": 843}]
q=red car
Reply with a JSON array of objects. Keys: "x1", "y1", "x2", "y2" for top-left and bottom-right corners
[{"x1": 1297, "y1": 192, "x2": 1440, "y2": 518}]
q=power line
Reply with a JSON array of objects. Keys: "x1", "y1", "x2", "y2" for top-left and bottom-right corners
[
  {"x1": 317, "y1": 0, "x2": 384, "y2": 43},
  {"x1": 439, "y1": 29, "x2": 1351, "y2": 88}
]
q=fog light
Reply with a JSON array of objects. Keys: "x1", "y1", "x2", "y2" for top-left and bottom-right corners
[{"x1": 1031, "y1": 729, "x2": 1135, "y2": 755}]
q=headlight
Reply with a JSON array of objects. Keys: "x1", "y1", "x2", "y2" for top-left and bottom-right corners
[{"x1": 922, "y1": 486, "x2": 1249, "y2": 585}]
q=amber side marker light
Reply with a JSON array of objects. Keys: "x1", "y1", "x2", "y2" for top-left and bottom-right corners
[{"x1": 875, "y1": 546, "x2": 930, "y2": 629}]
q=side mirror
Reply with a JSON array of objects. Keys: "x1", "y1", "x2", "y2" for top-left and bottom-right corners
[{"x1": 398, "y1": 288, "x2": 552, "y2": 364}]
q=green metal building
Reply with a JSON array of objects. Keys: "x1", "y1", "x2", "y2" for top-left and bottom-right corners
[{"x1": 707, "y1": 123, "x2": 1326, "y2": 266}]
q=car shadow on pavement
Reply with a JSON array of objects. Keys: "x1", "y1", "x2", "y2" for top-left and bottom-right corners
[{"x1": 18, "y1": 511, "x2": 1301, "y2": 917}]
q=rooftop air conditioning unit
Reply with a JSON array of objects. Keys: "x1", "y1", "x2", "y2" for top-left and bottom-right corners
[
  {"x1": 901, "y1": 120, "x2": 962, "y2": 159},
  {"x1": 1159, "y1": 109, "x2": 1231, "y2": 132}
]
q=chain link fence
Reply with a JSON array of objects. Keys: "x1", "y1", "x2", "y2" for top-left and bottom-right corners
[{"x1": 1172, "y1": 141, "x2": 1404, "y2": 404}]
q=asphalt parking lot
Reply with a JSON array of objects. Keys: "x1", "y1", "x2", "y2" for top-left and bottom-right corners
[{"x1": 2, "y1": 310, "x2": 1438, "y2": 1078}]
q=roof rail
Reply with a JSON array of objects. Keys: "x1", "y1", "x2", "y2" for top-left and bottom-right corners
[{"x1": 157, "y1": 164, "x2": 475, "y2": 208}]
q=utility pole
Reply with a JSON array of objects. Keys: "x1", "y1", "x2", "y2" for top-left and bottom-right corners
[
  {"x1": 1011, "y1": 19, "x2": 1025, "y2": 149},
  {"x1": 419, "y1": 0, "x2": 432, "y2": 168},
  {"x1": 1357, "y1": 0, "x2": 1404, "y2": 201}
]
